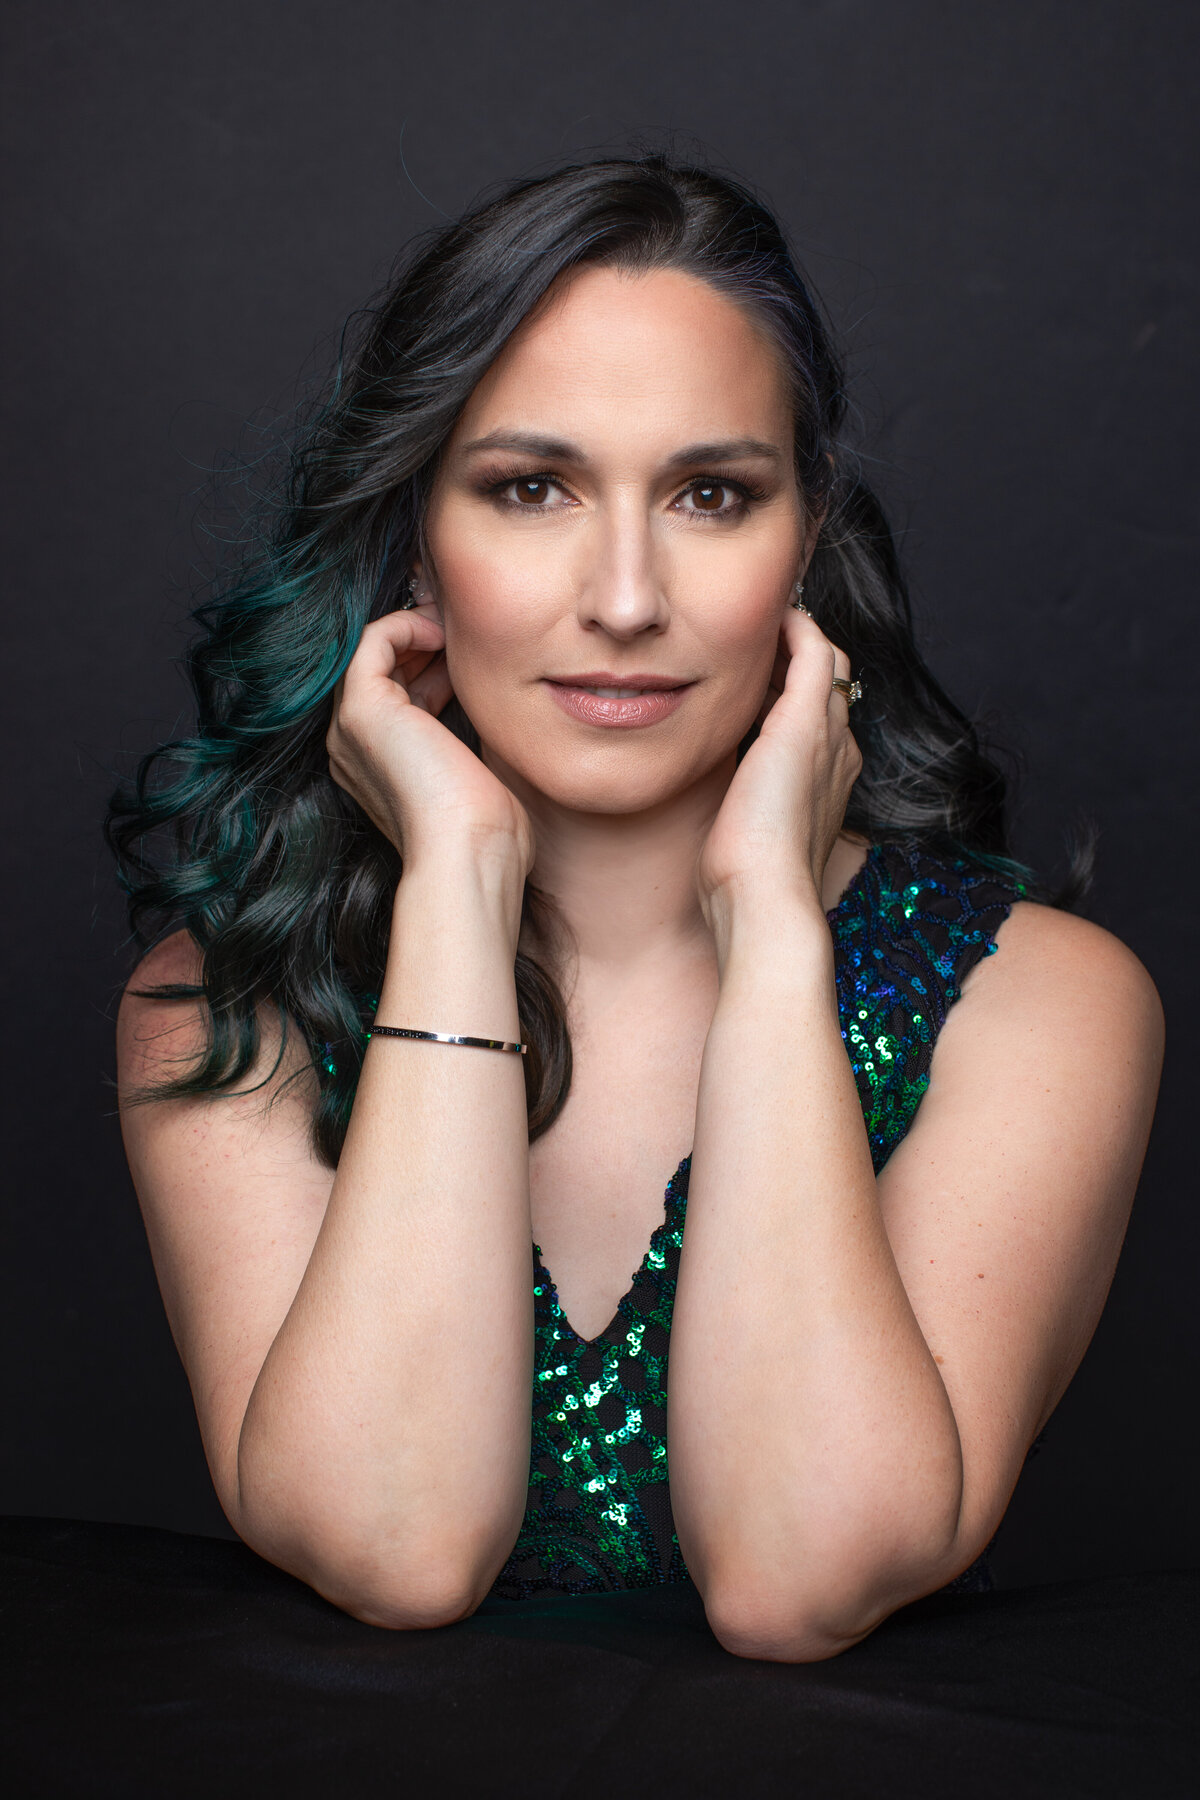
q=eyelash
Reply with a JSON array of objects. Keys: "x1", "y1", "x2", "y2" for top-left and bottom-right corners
[{"x1": 481, "y1": 466, "x2": 770, "y2": 518}]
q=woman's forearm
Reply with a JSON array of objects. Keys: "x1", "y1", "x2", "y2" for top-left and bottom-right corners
[
  {"x1": 668, "y1": 887, "x2": 964, "y2": 1658},
  {"x1": 235, "y1": 845, "x2": 533, "y2": 1624}
]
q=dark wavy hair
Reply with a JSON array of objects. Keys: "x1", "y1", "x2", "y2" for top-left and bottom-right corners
[{"x1": 105, "y1": 154, "x2": 1091, "y2": 1169}]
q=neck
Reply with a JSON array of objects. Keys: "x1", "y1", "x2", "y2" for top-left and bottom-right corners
[
  {"x1": 487, "y1": 752, "x2": 732, "y2": 972},
  {"x1": 480, "y1": 746, "x2": 871, "y2": 976}
]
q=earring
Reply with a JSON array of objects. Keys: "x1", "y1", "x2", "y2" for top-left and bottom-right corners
[
  {"x1": 792, "y1": 581, "x2": 812, "y2": 617},
  {"x1": 400, "y1": 572, "x2": 420, "y2": 610}
]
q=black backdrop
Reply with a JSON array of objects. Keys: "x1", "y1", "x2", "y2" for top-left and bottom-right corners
[{"x1": 2, "y1": 0, "x2": 1196, "y2": 1588}]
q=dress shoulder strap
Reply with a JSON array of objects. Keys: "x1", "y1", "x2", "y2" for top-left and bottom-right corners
[{"x1": 830, "y1": 839, "x2": 1030, "y2": 1171}]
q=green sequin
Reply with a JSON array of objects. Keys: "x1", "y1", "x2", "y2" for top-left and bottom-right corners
[
  {"x1": 490, "y1": 839, "x2": 1026, "y2": 1600},
  {"x1": 493, "y1": 1160, "x2": 690, "y2": 1597}
]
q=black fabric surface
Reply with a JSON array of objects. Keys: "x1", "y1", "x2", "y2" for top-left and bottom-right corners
[{"x1": 2, "y1": 1518, "x2": 1195, "y2": 1799}]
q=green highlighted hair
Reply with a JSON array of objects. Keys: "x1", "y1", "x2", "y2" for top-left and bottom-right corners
[{"x1": 106, "y1": 156, "x2": 1083, "y2": 1169}]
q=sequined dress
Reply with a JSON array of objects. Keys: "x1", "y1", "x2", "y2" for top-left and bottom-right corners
[{"x1": 488, "y1": 838, "x2": 1028, "y2": 1601}]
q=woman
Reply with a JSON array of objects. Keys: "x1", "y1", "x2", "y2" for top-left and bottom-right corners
[{"x1": 107, "y1": 157, "x2": 1163, "y2": 1662}]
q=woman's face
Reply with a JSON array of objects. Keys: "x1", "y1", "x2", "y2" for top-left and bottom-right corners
[{"x1": 422, "y1": 263, "x2": 810, "y2": 815}]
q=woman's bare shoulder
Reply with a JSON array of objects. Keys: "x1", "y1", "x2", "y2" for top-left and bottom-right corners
[
  {"x1": 966, "y1": 897, "x2": 1163, "y2": 1037},
  {"x1": 117, "y1": 929, "x2": 208, "y2": 1087},
  {"x1": 127, "y1": 924, "x2": 205, "y2": 985},
  {"x1": 926, "y1": 895, "x2": 1165, "y2": 1185},
  {"x1": 116, "y1": 927, "x2": 319, "y2": 1122}
]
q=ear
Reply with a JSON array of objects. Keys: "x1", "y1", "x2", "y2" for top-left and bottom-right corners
[{"x1": 409, "y1": 558, "x2": 444, "y2": 621}]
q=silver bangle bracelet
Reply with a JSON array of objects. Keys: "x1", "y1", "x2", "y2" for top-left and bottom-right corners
[{"x1": 367, "y1": 1025, "x2": 528, "y2": 1055}]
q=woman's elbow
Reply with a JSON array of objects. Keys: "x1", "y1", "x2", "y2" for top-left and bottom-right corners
[
  {"x1": 708, "y1": 1487, "x2": 979, "y2": 1660},
  {"x1": 700, "y1": 1540, "x2": 963, "y2": 1663},
  {"x1": 703, "y1": 1582, "x2": 876, "y2": 1663},
  {"x1": 233, "y1": 1508, "x2": 504, "y2": 1632},
  {"x1": 324, "y1": 1563, "x2": 489, "y2": 1632}
]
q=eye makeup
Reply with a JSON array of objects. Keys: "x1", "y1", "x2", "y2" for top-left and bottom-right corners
[{"x1": 472, "y1": 461, "x2": 776, "y2": 521}]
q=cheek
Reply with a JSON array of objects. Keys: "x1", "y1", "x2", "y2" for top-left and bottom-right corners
[
  {"x1": 718, "y1": 602, "x2": 780, "y2": 666},
  {"x1": 429, "y1": 518, "x2": 557, "y2": 672},
  {"x1": 426, "y1": 527, "x2": 570, "y2": 758},
  {"x1": 696, "y1": 588, "x2": 784, "y2": 690},
  {"x1": 674, "y1": 523, "x2": 797, "y2": 677},
  {"x1": 681, "y1": 589, "x2": 786, "y2": 753}
]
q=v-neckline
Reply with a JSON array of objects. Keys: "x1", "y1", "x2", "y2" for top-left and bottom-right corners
[
  {"x1": 533, "y1": 1155, "x2": 692, "y2": 1351},
  {"x1": 531, "y1": 842, "x2": 881, "y2": 1351}
]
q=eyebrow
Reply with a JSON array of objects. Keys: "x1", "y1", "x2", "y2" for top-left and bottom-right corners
[{"x1": 456, "y1": 430, "x2": 784, "y2": 467}]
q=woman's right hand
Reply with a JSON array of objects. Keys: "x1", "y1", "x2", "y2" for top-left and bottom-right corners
[{"x1": 326, "y1": 607, "x2": 534, "y2": 875}]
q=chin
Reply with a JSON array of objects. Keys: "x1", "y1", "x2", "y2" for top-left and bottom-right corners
[
  {"x1": 501, "y1": 736, "x2": 736, "y2": 817},
  {"x1": 533, "y1": 774, "x2": 687, "y2": 815}
]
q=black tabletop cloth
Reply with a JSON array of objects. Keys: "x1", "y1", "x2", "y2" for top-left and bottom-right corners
[{"x1": 2, "y1": 1517, "x2": 1196, "y2": 1799}]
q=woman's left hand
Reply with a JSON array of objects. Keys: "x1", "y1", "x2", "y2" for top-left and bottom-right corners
[{"x1": 697, "y1": 608, "x2": 863, "y2": 923}]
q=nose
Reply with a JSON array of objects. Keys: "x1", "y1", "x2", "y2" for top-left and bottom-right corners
[{"x1": 576, "y1": 501, "x2": 670, "y2": 640}]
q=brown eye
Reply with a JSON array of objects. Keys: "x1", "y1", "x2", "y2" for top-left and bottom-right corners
[
  {"x1": 514, "y1": 478, "x2": 551, "y2": 505},
  {"x1": 677, "y1": 477, "x2": 759, "y2": 519}
]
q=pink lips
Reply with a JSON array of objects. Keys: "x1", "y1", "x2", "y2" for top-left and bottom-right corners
[{"x1": 544, "y1": 673, "x2": 693, "y2": 729}]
